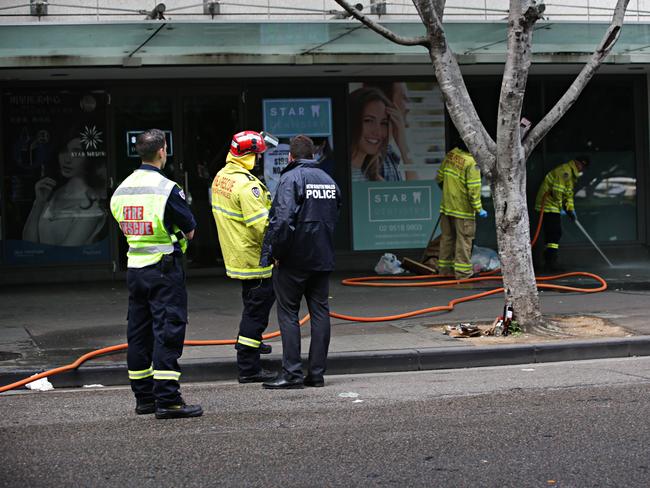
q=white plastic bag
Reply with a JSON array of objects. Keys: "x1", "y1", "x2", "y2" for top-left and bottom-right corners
[
  {"x1": 25, "y1": 376, "x2": 54, "y2": 391},
  {"x1": 374, "y1": 253, "x2": 405, "y2": 275},
  {"x1": 471, "y1": 246, "x2": 500, "y2": 273}
]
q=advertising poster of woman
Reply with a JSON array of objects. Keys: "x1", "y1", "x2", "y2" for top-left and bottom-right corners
[
  {"x1": 3, "y1": 91, "x2": 109, "y2": 265},
  {"x1": 348, "y1": 81, "x2": 446, "y2": 250}
]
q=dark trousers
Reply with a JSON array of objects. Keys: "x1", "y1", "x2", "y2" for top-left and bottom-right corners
[
  {"x1": 236, "y1": 278, "x2": 275, "y2": 375},
  {"x1": 273, "y1": 267, "x2": 331, "y2": 380},
  {"x1": 126, "y1": 254, "x2": 187, "y2": 407},
  {"x1": 543, "y1": 212, "x2": 562, "y2": 265}
]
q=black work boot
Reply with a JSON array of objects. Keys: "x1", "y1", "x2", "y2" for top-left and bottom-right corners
[
  {"x1": 304, "y1": 375, "x2": 325, "y2": 387},
  {"x1": 259, "y1": 343, "x2": 272, "y2": 354},
  {"x1": 155, "y1": 402, "x2": 203, "y2": 419},
  {"x1": 238, "y1": 368, "x2": 276, "y2": 384},
  {"x1": 544, "y1": 249, "x2": 562, "y2": 272},
  {"x1": 263, "y1": 375, "x2": 304, "y2": 389},
  {"x1": 135, "y1": 399, "x2": 156, "y2": 415}
]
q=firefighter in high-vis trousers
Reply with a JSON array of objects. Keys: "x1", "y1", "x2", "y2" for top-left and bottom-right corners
[
  {"x1": 535, "y1": 157, "x2": 589, "y2": 271},
  {"x1": 435, "y1": 146, "x2": 488, "y2": 280},
  {"x1": 110, "y1": 129, "x2": 202, "y2": 419},
  {"x1": 211, "y1": 130, "x2": 279, "y2": 384}
]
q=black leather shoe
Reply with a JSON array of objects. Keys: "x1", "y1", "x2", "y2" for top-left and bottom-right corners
[
  {"x1": 155, "y1": 403, "x2": 203, "y2": 419},
  {"x1": 238, "y1": 368, "x2": 276, "y2": 384},
  {"x1": 262, "y1": 376, "x2": 304, "y2": 389},
  {"x1": 304, "y1": 376, "x2": 324, "y2": 387},
  {"x1": 259, "y1": 343, "x2": 272, "y2": 354},
  {"x1": 135, "y1": 400, "x2": 156, "y2": 415}
]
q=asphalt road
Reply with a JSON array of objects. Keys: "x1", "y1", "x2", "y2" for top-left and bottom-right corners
[{"x1": 2, "y1": 358, "x2": 650, "y2": 487}]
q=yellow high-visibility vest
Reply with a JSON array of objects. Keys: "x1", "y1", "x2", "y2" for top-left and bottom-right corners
[
  {"x1": 211, "y1": 162, "x2": 272, "y2": 279},
  {"x1": 535, "y1": 160, "x2": 580, "y2": 213},
  {"x1": 436, "y1": 148, "x2": 483, "y2": 220},
  {"x1": 110, "y1": 169, "x2": 185, "y2": 268}
]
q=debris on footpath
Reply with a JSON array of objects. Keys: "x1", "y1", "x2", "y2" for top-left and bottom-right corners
[
  {"x1": 443, "y1": 317, "x2": 521, "y2": 338},
  {"x1": 443, "y1": 323, "x2": 482, "y2": 337},
  {"x1": 25, "y1": 376, "x2": 54, "y2": 391}
]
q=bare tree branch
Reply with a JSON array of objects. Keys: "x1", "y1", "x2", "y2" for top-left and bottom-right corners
[
  {"x1": 412, "y1": 0, "x2": 446, "y2": 44},
  {"x1": 524, "y1": 0, "x2": 630, "y2": 158},
  {"x1": 432, "y1": 0, "x2": 446, "y2": 20},
  {"x1": 496, "y1": 1, "x2": 545, "y2": 161},
  {"x1": 410, "y1": 0, "x2": 497, "y2": 173},
  {"x1": 332, "y1": 0, "x2": 430, "y2": 47}
]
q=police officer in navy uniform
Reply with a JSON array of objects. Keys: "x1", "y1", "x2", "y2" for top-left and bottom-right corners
[
  {"x1": 261, "y1": 134, "x2": 341, "y2": 389},
  {"x1": 110, "y1": 129, "x2": 202, "y2": 419}
]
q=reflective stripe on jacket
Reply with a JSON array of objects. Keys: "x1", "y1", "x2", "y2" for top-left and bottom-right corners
[
  {"x1": 211, "y1": 162, "x2": 272, "y2": 279},
  {"x1": 435, "y1": 148, "x2": 483, "y2": 220},
  {"x1": 110, "y1": 169, "x2": 182, "y2": 268},
  {"x1": 535, "y1": 160, "x2": 580, "y2": 213}
]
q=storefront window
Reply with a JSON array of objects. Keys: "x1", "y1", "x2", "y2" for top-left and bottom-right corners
[
  {"x1": 543, "y1": 78, "x2": 638, "y2": 243},
  {"x1": 455, "y1": 76, "x2": 639, "y2": 247},
  {"x1": 2, "y1": 90, "x2": 110, "y2": 265}
]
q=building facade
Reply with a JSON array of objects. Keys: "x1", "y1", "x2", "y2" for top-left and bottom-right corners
[{"x1": 1, "y1": 1, "x2": 648, "y2": 283}]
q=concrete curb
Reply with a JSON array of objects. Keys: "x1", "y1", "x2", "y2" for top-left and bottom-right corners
[{"x1": 2, "y1": 336, "x2": 649, "y2": 391}]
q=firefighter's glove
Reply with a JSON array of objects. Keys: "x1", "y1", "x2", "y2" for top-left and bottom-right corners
[
  {"x1": 560, "y1": 209, "x2": 567, "y2": 216},
  {"x1": 478, "y1": 209, "x2": 488, "y2": 218},
  {"x1": 568, "y1": 210, "x2": 577, "y2": 222}
]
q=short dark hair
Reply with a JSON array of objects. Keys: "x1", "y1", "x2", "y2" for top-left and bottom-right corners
[
  {"x1": 290, "y1": 134, "x2": 315, "y2": 160},
  {"x1": 136, "y1": 129, "x2": 166, "y2": 162},
  {"x1": 575, "y1": 155, "x2": 591, "y2": 167}
]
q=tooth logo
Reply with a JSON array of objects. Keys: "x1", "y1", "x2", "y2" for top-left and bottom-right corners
[
  {"x1": 413, "y1": 191, "x2": 421, "y2": 205},
  {"x1": 311, "y1": 105, "x2": 320, "y2": 118}
]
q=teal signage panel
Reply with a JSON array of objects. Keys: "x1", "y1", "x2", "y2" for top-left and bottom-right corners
[
  {"x1": 352, "y1": 180, "x2": 441, "y2": 250},
  {"x1": 263, "y1": 98, "x2": 332, "y2": 137}
]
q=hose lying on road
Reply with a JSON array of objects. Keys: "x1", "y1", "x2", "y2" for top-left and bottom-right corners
[{"x1": 0, "y1": 199, "x2": 606, "y2": 393}]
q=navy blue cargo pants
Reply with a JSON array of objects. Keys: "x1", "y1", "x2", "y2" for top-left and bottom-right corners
[
  {"x1": 126, "y1": 253, "x2": 186, "y2": 407},
  {"x1": 543, "y1": 212, "x2": 562, "y2": 267},
  {"x1": 235, "y1": 278, "x2": 275, "y2": 376}
]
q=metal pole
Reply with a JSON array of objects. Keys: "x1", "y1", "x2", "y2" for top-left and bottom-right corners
[{"x1": 573, "y1": 219, "x2": 614, "y2": 267}]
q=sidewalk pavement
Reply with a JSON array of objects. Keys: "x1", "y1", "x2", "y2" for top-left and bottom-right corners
[{"x1": 1, "y1": 261, "x2": 649, "y2": 390}]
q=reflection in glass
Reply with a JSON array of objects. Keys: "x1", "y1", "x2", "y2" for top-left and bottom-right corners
[{"x1": 22, "y1": 136, "x2": 107, "y2": 246}]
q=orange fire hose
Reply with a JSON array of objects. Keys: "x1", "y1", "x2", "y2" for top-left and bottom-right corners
[{"x1": 0, "y1": 197, "x2": 605, "y2": 393}]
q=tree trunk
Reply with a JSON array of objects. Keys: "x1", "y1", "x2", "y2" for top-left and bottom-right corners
[
  {"x1": 492, "y1": 157, "x2": 542, "y2": 328},
  {"x1": 493, "y1": 1, "x2": 544, "y2": 330}
]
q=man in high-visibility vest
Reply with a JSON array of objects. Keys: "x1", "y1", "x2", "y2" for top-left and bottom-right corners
[
  {"x1": 435, "y1": 146, "x2": 488, "y2": 280},
  {"x1": 110, "y1": 128, "x2": 202, "y2": 420},
  {"x1": 535, "y1": 157, "x2": 589, "y2": 271},
  {"x1": 211, "y1": 130, "x2": 278, "y2": 384}
]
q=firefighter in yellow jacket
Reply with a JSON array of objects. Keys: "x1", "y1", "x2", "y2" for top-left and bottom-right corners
[
  {"x1": 435, "y1": 146, "x2": 487, "y2": 279},
  {"x1": 211, "y1": 130, "x2": 278, "y2": 383},
  {"x1": 535, "y1": 157, "x2": 589, "y2": 271}
]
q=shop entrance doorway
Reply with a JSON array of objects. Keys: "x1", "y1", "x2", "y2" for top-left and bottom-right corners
[{"x1": 112, "y1": 88, "x2": 241, "y2": 270}]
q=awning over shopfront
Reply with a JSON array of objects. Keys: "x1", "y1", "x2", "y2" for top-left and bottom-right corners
[{"x1": 2, "y1": 20, "x2": 650, "y2": 68}]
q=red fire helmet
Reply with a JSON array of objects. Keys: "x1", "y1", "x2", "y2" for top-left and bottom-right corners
[{"x1": 230, "y1": 130, "x2": 267, "y2": 157}]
